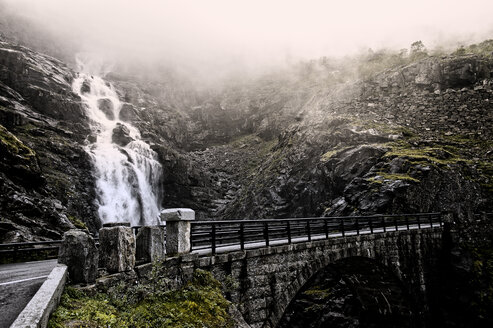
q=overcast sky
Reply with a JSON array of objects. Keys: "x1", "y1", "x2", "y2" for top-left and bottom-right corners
[{"x1": 2, "y1": 0, "x2": 493, "y2": 74}]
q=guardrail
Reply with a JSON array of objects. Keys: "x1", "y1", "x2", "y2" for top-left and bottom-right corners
[
  {"x1": 190, "y1": 213, "x2": 444, "y2": 254},
  {"x1": 2, "y1": 212, "x2": 492, "y2": 262},
  {"x1": 0, "y1": 240, "x2": 63, "y2": 263},
  {"x1": 0, "y1": 238, "x2": 99, "y2": 264}
]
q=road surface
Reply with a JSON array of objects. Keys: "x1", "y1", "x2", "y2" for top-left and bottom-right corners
[{"x1": 0, "y1": 259, "x2": 57, "y2": 328}]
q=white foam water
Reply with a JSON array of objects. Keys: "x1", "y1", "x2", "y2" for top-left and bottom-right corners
[{"x1": 72, "y1": 58, "x2": 162, "y2": 226}]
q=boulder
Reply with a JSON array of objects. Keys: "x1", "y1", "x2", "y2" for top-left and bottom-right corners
[
  {"x1": 99, "y1": 225, "x2": 136, "y2": 273},
  {"x1": 119, "y1": 103, "x2": 138, "y2": 122},
  {"x1": 87, "y1": 134, "x2": 97, "y2": 143},
  {"x1": 80, "y1": 80, "x2": 91, "y2": 94},
  {"x1": 97, "y1": 98, "x2": 115, "y2": 120},
  {"x1": 111, "y1": 123, "x2": 133, "y2": 147},
  {"x1": 136, "y1": 226, "x2": 166, "y2": 262},
  {"x1": 58, "y1": 229, "x2": 98, "y2": 284}
]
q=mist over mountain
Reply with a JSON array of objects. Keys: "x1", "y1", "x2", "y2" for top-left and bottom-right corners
[
  {"x1": 2, "y1": 0, "x2": 493, "y2": 83},
  {"x1": 1, "y1": 1, "x2": 493, "y2": 327}
]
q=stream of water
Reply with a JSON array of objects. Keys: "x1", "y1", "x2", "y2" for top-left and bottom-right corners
[{"x1": 72, "y1": 58, "x2": 162, "y2": 226}]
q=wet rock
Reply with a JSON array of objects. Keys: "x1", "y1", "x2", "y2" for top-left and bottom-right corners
[
  {"x1": 111, "y1": 122, "x2": 133, "y2": 146},
  {"x1": 80, "y1": 80, "x2": 91, "y2": 94},
  {"x1": 58, "y1": 229, "x2": 99, "y2": 284},
  {"x1": 87, "y1": 134, "x2": 97, "y2": 143},
  {"x1": 99, "y1": 225, "x2": 136, "y2": 273},
  {"x1": 119, "y1": 103, "x2": 138, "y2": 122},
  {"x1": 97, "y1": 98, "x2": 115, "y2": 120}
]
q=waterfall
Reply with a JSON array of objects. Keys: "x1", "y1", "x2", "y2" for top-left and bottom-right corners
[{"x1": 72, "y1": 58, "x2": 163, "y2": 226}]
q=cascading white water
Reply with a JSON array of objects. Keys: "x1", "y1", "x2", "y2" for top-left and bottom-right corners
[{"x1": 72, "y1": 57, "x2": 163, "y2": 226}]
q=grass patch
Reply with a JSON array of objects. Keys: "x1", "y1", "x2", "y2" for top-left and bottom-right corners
[
  {"x1": 67, "y1": 215, "x2": 88, "y2": 230},
  {"x1": 368, "y1": 172, "x2": 420, "y2": 184},
  {"x1": 0, "y1": 124, "x2": 36, "y2": 159},
  {"x1": 384, "y1": 140, "x2": 469, "y2": 166},
  {"x1": 49, "y1": 269, "x2": 233, "y2": 328},
  {"x1": 320, "y1": 146, "x2": 351, "y2": 162}
]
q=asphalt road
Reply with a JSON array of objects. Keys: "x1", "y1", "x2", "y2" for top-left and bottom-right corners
[{"x1": 0, "y1": 259, "x2": 57, "y2": 328}]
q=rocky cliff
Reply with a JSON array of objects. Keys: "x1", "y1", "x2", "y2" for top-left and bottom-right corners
[
  {"x1": 1, "y1": 35, "x2": 492, "y2": 240},
  {"x1": 0, "y1": 36, "x2": 97, "y2": 242}
]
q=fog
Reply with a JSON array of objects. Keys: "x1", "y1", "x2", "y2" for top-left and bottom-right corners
[{"x1": 2, "y1": 0, "x2": 493, "y2": 80}]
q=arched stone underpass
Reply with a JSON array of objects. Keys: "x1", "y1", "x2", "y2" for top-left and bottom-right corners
[
  {"x1": 277, "y1": 257, "x2": 420, "y2": 328},
  {"x1": 154, "y1": 227, "x2": 443, "y2": 328}
]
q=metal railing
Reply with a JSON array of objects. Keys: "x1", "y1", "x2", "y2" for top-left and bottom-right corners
[
  {"x1": 0, "y1": 240, "x2": 62, "y2": 263},
  {"x1": 190, "y1": 213, "x2": 444, "y2": 254},
  {"x1": 3, "y1": 212, "x2": 492, "y2": 262},
  {"x1": 0, "y1": 238, "x2": 99, "y2": 264}
]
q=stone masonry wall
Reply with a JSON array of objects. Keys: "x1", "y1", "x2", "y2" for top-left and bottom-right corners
[{"x1": 133, "y1": 228, "x2": 443, "y2": 328}]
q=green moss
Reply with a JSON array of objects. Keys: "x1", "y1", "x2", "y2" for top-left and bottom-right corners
[
  {"x1": 320, "y1": 146, "x2": 351, "y2": 162},
  {"x1": 49, "y1": 269, "x2": 233, "y2": 328},
  {"x1": 0, "y1": 124, "x2": 36, "y2": 159},
  {"x1": 303, "y1": 288, "x2": 332, "y2": 299},
  {"x1": 67, "y1": 215, "x2": 88, "y2": 230},
  {"x1": 384, "y1": 140, "x2": 469, "y2": 166},
  {"x1": 368, "y1": 172, "x2": 420, "y2": 184}
]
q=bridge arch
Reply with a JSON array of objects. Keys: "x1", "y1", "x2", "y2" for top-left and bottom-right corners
[
  {"x1": 186, "y1": 227, "x2": 442, "y2": 328},
  {"x1": 277, "y1": 256, "x2": 420, "y2": 328}
]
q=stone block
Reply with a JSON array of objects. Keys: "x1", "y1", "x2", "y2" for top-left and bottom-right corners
[
  {"x1": 99, "y1": 225, "x2": 135, "y2": 273},
  {"x1": 58, "y1": 229, "x2": 98, "y2": 284},
  {"x1": 161, "y1": 208, "x2": 195, "y2": 255},
  {"x1": 136, "y1": 226, "x2": 165, "y2": 262},
  {"x1": 160, "y1": 208, "x2": 195, "y2": 221}
]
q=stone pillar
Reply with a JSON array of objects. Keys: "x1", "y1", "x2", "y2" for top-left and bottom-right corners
[
  {"x1": 160, "y1": 208, "x2": 195, "y2": 255},
  {"x1": 99, "y1": 223, "x2": 135, "y2": 273},
  {"x1": 58, "y1": 229, "x2": 98, "y2": 284},
  {"x1": 136, "y1": 226, "x2": 166, "y2": 262}
]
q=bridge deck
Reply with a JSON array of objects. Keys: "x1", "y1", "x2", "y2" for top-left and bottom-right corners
[{"x1": 191, "y1": 222, "x2": 442, "y2": 256}]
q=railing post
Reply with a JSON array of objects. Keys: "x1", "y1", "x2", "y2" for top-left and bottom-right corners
[
  {"x1": 406, "y1": 216, "x2": 410, "y2": 230},
  {"x1": 240, "y1": 223, "x2": 245, "y2": 251},
  {"x1": 428, "y1": 214, "x2": 433, "y2": 228},
  {"x1": 324, "y1": 219, "x2": 329, "y2": 239},
  {"x1": 382, "y1": 216, "x2": 386, "y2": 232},
  {"x1": 393, "y1": 216, "x2": 398, "y2": 231},
  {"x1": 369, "y1": 216, "x2": 374, "y2": 234},
  {"x1": 160, "y1": 208, "x2": 195, "y2": 255},
  {"x1": 417, "y1": 215, "x2": 421, "y2": 229},
  {"x1": 211, "y1": 223, "x2": 216, "y2": 255},
  {"x1": 438, "y1": 213, "x2": 443, "y2": 227},
  {"x1": 341, "y1": 218, "x2": 345, "y2": 237},
  {"x1": 264, "y1": 221, "x2": 270, "y2": 247},
  {"x1": 355, "y1": 218, "x2": 360, "y2": 235},
  {"x1": 307, "y1": 220, "x2": 311, "y2": 242},
  {"x1": 287, "y1": 221, "x2": 292, "y2": 244}
]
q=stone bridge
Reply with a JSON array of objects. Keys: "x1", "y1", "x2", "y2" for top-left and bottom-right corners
[
  {"x1": 59, "y1": 210, "x2": 446, "y2": 328},
  {"x1": 153, "y1": 222, "x2": 444, "y2": 328}
]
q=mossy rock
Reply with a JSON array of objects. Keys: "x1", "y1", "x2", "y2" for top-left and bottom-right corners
[
  {"x1": 49, "y1": 269, "x2": 234, "y2": 328},
  {"x1": 0, "y1": 124, "x2": 36, "y2": 160}
]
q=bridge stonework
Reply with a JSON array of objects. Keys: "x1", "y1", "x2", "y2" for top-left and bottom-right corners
[{"x1": 150, "y1": 227, "x2": 443, "y2": 328}]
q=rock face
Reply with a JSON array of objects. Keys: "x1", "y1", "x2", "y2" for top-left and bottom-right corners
[
  {"x1": 58, "y1": 229, "x2": 98, "y2": 284},
  {"x1": 99, "y1": 225, "x2": 136, "y2": 273},
  {"x1": 0, "y1": 36, "x2": 98, "y2": 243},
  {"x1": 119, "y1": 103, "x2": 138, "y2": 122},
  {"x1": 97, "y1": 98, "x2": 114, "y2": 120}
]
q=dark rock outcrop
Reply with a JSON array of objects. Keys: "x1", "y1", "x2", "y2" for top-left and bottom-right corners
[
  {"x1": 0, "y1": 36, "x2": 98, "y2": 243},
  {"x1": 97, "y1": 98, "x2": 114, "y2": 120},
  {"x1": 111, "y1": 122, "x2": 133, "y2": 146}
]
